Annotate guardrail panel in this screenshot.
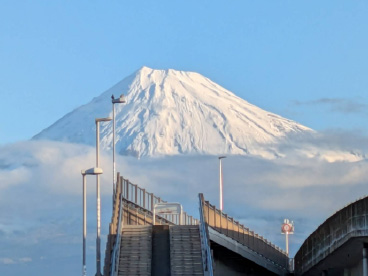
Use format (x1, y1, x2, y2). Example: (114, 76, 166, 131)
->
(201, 196, 289, 269)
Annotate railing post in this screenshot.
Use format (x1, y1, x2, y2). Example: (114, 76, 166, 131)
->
(134, 184, 138, 204)
(183, 212, 187, 225)
(225, 214, 228, 236)
(121, 179, 124, 198)
(142, 189, 146, 208)
(213, 207, 216, 230)
(240, 225, 245, 245)
(136, 208, 138, 225)
(151, 193, 154, 211)
(220, 209, 222, 231)
(126, 180, 129, 200)
(236, 221, 240, 241)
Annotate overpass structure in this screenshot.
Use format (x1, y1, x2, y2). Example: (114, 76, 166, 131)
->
(103, 174, 290, 275)
(294, 196, 368, 276)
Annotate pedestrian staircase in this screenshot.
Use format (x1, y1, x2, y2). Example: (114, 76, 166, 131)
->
(118, 225, 152, 276)
(116, 225, 204, 275)
(169, 225, 204, 276)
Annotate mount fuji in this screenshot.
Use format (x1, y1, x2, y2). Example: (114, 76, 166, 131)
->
(33, 66, 313, 158)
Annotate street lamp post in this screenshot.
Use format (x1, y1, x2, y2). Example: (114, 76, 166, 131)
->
(81, 167, 103, 276)
(281, 219, 294, 257)
(218, 156, 226, 211)
(111, 94, 126, 197)
(95, 117, 112, 276)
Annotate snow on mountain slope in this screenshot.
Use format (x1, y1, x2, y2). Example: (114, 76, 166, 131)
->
(33, 66, 312, 158)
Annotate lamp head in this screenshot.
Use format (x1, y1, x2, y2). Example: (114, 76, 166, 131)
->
(96, 117, 112, 123)
(112, 94, 126, 104)
(81, 167, 103, 175)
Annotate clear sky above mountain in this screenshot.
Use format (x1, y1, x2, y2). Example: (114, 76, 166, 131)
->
(1, 1, 367, 145)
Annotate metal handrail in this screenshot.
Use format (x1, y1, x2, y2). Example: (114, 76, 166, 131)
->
(121, 177, 199, 225)
(199, 194, 214, 276)
(110, 178, 124, 276)
(203, 198, 289, 269)
(206, 200, 287, 256)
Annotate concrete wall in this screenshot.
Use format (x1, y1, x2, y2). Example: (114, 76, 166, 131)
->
(295, 196, 368, 275)
(211, 241, 278, 276)
(349, 259, 363, 276)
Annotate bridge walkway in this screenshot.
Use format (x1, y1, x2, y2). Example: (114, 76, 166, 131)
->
(117, 225, 204, 276)
(105, 175, 291, 276)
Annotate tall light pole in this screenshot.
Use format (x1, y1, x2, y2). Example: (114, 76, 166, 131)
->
(111, 94, 126, 197)
(95, 117, 112, 276)
(218, 156, 226, 211)
(81, 167, 103, 276)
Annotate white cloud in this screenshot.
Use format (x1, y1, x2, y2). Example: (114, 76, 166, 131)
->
(0, 258, 15, 265)
(0, 167, 30, 189)
(0, 257, 32, 265)
(0, 134, 368, 275)
(19, 257, 32, 263)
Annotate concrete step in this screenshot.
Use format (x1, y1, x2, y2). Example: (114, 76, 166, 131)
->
(118, 225, 152, 276)
(169, 225, 204, 276)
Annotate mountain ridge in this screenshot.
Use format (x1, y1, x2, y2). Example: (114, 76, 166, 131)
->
(34, 66, 312, 158)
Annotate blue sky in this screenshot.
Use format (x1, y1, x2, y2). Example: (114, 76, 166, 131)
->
(1, 1, 367, 145)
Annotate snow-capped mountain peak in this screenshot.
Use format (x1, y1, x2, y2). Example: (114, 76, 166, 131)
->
(33, 66, 311, 158)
